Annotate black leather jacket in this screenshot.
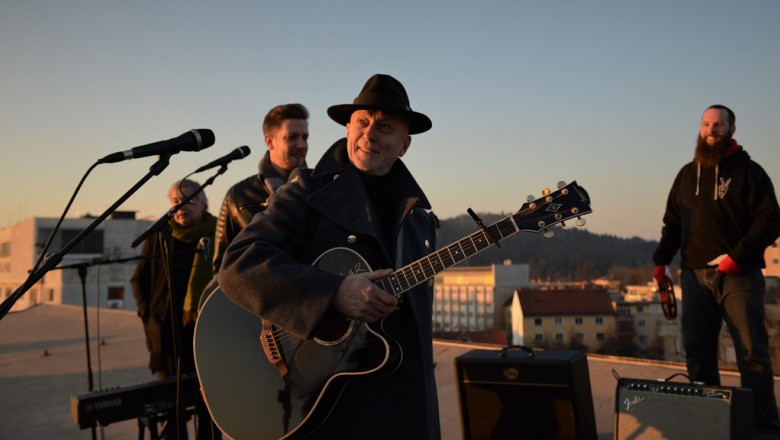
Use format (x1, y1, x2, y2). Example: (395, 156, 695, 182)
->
(213, 151, 288, 272)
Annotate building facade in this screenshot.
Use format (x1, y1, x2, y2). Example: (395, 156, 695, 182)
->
(0, 214, 152, 313)
(510, 288, 615, 351)
(432, 262, 529, 340)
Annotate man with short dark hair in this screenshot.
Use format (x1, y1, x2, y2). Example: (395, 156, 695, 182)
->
(212, 103, 309, 272)
(653, 105, 780, 438)
(219, 74, 440, 439)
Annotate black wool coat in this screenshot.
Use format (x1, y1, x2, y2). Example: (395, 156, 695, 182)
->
(131, 235, 197, 375)
(219, 139, 441, 439)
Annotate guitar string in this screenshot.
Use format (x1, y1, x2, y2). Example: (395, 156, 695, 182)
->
(263, 198, 544, 341)
(260, 187, 581, 345)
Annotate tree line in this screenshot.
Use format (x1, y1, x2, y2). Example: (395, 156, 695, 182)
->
(435, 213, 667, 284)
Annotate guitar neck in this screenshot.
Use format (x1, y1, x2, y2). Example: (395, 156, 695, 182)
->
(376, 215, 518, 298)
(373, 180, 592, 298)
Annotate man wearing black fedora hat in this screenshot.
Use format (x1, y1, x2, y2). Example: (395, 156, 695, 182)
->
(219, 74, 441, 439)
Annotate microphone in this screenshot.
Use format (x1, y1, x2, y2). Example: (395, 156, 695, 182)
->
(195, 146, 251, 172)
(198, 237, 211, 261)
(97, 129, 216, 164)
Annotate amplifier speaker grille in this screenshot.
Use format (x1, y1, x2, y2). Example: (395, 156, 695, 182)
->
(614, 378, 752, 440)
(455, 349, 596, 440)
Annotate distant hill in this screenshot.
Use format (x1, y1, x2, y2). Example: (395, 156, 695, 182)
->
(435, 213, 660, 281)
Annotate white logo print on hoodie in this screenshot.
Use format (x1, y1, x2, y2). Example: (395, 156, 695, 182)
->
(718, 177, 732, 199)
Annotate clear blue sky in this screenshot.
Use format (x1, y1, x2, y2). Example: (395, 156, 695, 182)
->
(1, 1, 778, 242)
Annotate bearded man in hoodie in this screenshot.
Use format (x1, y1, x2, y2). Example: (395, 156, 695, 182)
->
(653, 104, 780, 439)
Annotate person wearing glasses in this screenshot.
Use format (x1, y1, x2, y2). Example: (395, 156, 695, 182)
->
(131, 179, 218, 439)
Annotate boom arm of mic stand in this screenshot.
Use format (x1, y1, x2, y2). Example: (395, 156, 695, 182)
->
(0, 154, 173, 322)
(130, 164, 229, 249)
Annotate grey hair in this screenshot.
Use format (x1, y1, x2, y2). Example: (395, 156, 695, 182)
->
(169, 179, 208, 210)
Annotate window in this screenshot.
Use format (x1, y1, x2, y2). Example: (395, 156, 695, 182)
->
(575, 333, 584, 341)
(534, 318, 543, 326)
(37, 228, 104, 254)
(554, 333, 564, 342)
(639, 335, 647, 344)
(596, 333, 605, 341)
(638, 320, 646, 327)
(108, 287, 125, 301)
(534, 334, 544, 342)
(595, 317, 604, 325)
(575, 317, 583, 325)
(554, 317, 564, 326)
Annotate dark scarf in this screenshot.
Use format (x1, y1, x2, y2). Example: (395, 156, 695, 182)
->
(361, 166, 401, 252)
(169, 212, 217, 318)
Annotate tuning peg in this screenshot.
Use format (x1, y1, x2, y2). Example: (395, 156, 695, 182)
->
(559, 222, 568, 231)
(542, 188, 551, 196)
(543, 229, 555, 239)
(576, 217, 586, 227)
(557, 180, 566, 189)
(526, 195, 535, 202)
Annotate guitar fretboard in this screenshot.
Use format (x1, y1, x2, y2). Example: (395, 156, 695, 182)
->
(375, 216, 519, 297)
(373, 181, 590, 299)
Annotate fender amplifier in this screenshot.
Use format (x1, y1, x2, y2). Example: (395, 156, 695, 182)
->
(614, 377, 752, 439)
(455, 347, 596, 440)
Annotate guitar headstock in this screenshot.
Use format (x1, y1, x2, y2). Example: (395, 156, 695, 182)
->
(513, 180, 592, 237)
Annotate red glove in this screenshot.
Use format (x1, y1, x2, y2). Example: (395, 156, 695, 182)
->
(717, 255, 742, 274)
(653, 265, 668, 284)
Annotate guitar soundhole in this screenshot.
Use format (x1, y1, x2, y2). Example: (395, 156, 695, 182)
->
(313, 307, 354, 345)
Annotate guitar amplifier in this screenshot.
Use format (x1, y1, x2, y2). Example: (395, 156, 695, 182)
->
(614, 377, 753, 439)
(455, 347, 596, 440)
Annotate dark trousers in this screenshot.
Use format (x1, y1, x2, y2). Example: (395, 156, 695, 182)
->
(681, 267, 780, 437)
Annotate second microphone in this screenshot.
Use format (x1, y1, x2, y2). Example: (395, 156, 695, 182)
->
(195, 146, 251, 173)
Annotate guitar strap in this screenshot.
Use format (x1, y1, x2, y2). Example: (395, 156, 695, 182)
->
(394, 223, 405, 272)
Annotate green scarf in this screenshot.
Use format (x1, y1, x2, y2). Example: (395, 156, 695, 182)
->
(169, 212, 217, 320)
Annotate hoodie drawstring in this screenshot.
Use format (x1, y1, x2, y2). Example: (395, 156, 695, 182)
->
(695, 162, 720, 200)
(713, 164, 719, 200)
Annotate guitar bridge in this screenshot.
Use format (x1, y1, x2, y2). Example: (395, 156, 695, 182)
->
(260, 321, 289, 378)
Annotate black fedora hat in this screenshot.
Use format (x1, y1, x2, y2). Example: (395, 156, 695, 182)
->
(327, 74, 432, 135)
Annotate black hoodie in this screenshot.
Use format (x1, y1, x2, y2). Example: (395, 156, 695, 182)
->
(653, 145, 780, 269)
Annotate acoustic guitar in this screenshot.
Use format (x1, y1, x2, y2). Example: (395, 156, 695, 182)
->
(194, 180, 592, 440)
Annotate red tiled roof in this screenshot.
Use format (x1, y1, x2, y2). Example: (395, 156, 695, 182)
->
(518, 289, 615, 316)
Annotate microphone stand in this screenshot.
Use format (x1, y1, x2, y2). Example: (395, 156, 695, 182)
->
(49, 255, 146, 440)
(0, 154, 174, 322)
(129, 164, 228, 440)
(51, 256, 147, 390)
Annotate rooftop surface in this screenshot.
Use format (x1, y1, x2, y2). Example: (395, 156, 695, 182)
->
(1, 304, 777, 439)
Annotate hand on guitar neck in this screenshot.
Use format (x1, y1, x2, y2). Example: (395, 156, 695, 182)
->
(333, 268, 396, 323)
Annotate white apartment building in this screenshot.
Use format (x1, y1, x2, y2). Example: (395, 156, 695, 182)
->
(0, 213, 152, 313)
(432, 261, 529, 334)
